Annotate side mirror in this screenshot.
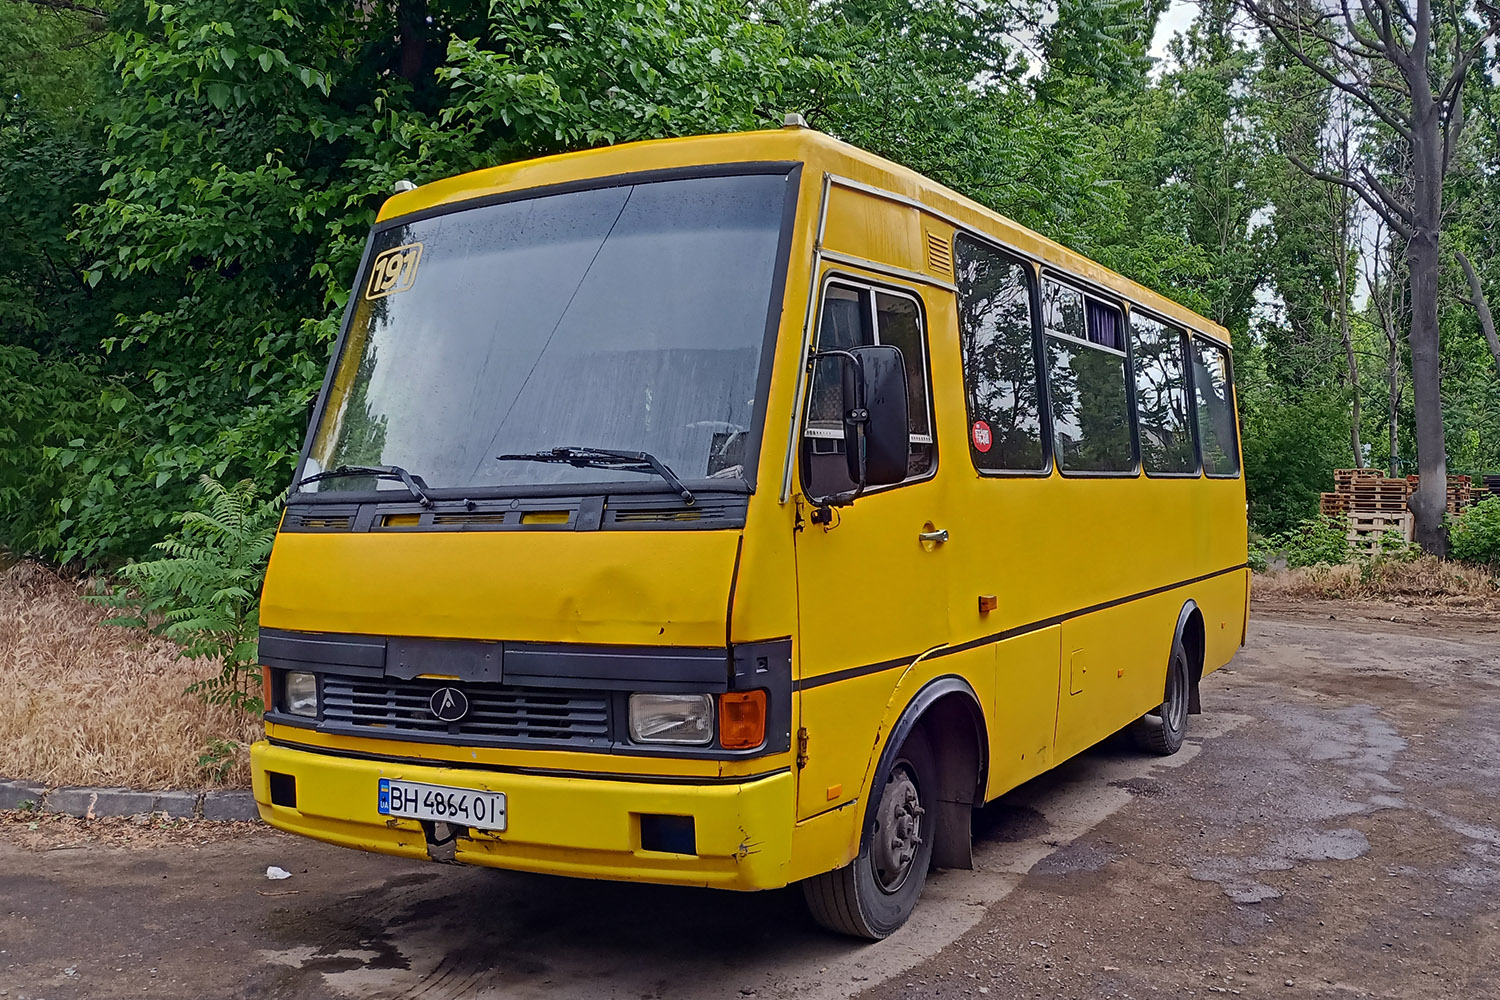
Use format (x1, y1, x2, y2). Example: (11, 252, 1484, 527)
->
(804, 344, 909, 507)
(845, 344, 909, 488)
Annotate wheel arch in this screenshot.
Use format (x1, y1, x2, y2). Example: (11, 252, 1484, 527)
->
(861, 675, 988, 871)
(1175, 599, 1206, 715)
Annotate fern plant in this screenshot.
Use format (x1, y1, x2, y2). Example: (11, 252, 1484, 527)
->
(94, 475, 281, 714)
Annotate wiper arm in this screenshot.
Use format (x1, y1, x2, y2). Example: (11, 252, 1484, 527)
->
(497, 447, 695, 505)
(292, 464, 433, 507)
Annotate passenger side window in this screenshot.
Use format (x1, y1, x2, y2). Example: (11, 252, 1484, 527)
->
(954, 236, 1048, 472)
(1192, 337, 1240, 477)
(1042, 278, 1135, 474)
(1130, 313, 1196, 474)
(803, 280, 935, 497)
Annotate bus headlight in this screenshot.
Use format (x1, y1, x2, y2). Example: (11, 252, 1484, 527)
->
(284, 671, 319, 718)
(628, 693, 714, 745)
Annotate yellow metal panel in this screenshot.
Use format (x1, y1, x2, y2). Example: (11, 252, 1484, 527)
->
(1055, 592, 1179, 763)
(988, 627, 1062, 797)
(795, 668, 912, 822)
(260, 529, 738, 646)
(822, 186, 924, 275)
(1197, 566, 1252, 674)
(787, 802, 861, 882)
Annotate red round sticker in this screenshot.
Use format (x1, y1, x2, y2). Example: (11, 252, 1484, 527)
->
(971, 420, 993, 453)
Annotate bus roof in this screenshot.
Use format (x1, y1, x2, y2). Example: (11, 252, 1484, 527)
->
(378, 127, 1231, 345)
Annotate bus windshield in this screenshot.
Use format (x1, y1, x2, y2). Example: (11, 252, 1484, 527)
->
(302, 171, 791, 495)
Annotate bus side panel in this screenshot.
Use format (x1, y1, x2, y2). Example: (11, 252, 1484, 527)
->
(788, 644, 999, 881)
(1197, 566, 1250, 676)
(986, 626, 1062, 800)
(1053, 592, 1180, 765)
(795, 670, 910, 823)
(822, 185, 924, 273)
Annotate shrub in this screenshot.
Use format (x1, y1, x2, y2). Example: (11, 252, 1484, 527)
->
(1450, 497, 1500, 568)
(92, 476, 280, 714)
(1262, 515, 1353, 569)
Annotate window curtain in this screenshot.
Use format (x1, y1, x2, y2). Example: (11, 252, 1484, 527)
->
(1086, 301, 1123, 351)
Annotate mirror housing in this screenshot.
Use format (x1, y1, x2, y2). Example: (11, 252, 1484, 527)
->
(805, 344, 909, 506)
(845, 344, 909, 488)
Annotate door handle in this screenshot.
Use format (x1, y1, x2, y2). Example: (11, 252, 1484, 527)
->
(918, 528, 949, 544)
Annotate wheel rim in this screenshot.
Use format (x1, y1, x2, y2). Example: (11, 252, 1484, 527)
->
(1162, 654, 1188, 733)
(871, 761, 925, 894)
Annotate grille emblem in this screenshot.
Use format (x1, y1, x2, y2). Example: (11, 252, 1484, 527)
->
(430, 687, 470, 723)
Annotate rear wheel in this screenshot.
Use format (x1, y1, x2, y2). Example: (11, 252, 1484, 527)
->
(1130, 635, 1191, 755)
(802, 728, 937, 939)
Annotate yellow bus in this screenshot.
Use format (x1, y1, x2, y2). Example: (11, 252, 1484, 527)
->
(251, 120, 1248, 939)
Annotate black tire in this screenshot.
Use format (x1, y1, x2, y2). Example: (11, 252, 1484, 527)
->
(1130, 635, 1191, 755)
(802, 727, 938, 940)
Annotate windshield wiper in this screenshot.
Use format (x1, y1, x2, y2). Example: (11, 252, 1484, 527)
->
(292, 464, 433, 507)
(496, 447, 695, 505)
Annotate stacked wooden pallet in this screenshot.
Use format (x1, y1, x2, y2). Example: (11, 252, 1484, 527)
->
(1322, 469, 1389, 518)
(1325, 469, 1413, 555)
(1345, 511, 1414, 557)
(1405, 474, 1471, 514)
(1339, 470, 1412, 513)
(1318, 491, 1349, 516)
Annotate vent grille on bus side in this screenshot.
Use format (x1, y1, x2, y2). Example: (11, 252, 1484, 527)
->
(605, 494, 743, 526)
(283, 510, 356, 531)
(926, 231, 953, 275)
(428, 512, 510, 526)
(320, 675, 610, 746)
(613, 508, 707, 523)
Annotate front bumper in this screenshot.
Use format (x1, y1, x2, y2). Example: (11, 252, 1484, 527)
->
(250, 740, 795, 890)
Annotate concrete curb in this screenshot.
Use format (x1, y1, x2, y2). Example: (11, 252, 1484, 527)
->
(0, 779, 258, 822)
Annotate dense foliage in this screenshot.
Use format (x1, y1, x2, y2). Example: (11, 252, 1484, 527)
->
(1450, 498, 1500, 569)
(2, 0, 1497, 571)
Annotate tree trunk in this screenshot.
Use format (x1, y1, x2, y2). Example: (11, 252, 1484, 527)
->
(1402, 54, 1449, 556)
(1336, 222, 1361, 463)
(1388, 340, 1400, 478)
(1456, 249, 1500, 378)
(1406, 227, 1448, 554)
(1330, 115, 1362, 464)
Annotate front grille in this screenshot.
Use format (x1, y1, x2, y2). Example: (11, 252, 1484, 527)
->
(320, 676, 610, 747)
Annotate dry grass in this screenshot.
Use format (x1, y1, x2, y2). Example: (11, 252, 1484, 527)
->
(0, 559, 260, 789)
(1254, 554, 1500, 607)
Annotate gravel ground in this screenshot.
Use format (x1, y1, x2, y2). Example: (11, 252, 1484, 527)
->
(1, 606, 1496, 999)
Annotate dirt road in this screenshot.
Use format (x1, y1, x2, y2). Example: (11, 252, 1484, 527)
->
(2, 609, 1498, 999)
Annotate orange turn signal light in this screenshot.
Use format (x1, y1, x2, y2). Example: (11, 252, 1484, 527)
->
(261, 665, 273, 711)
(718, 690, 767, 749)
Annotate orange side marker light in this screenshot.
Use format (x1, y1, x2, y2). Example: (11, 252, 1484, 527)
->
(719, 690, 767, 749)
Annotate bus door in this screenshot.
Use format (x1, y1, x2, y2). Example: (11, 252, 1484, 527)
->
(792, 273, 952, 822)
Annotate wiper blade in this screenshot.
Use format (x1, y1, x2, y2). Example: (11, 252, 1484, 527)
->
(497, 447, 695, 505)
(292, 464, 433, 507)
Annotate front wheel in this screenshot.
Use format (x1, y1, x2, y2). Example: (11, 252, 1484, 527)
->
(802, 728, 938, 940)
(1130, 635, 1191, 755)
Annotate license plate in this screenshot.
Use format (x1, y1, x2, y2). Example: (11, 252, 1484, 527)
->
(377, 778, 507, 831)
